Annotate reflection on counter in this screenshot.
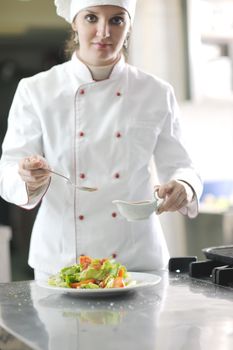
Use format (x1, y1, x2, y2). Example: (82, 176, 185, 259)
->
(62, 309, 124, 326)
(31, 280, 165, 350)
(0, 272, 233, 350)
(0, 327, 31, 350)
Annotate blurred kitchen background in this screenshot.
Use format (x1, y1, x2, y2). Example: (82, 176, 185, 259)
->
(0, 0, 233, 282)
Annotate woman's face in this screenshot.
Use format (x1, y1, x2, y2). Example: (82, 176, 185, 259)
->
(72, 5, 131, 66)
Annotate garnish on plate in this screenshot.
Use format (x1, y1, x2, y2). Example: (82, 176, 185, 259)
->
(48, 255, 135, 289)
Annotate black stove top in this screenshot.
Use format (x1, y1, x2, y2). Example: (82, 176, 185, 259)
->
(169, 245, 233, 288)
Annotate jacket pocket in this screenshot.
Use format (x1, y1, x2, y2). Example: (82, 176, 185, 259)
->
(127, 122, 159, 167)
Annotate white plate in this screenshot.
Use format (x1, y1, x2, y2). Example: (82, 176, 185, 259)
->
(37, 272, 161, 297)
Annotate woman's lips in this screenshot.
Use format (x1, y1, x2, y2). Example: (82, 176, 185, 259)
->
(93, 42, 111, 49)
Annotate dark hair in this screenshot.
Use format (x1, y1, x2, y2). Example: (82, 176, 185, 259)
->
(64, 30, 78, 60)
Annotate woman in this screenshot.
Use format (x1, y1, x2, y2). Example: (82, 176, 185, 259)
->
(0, 0, 202, 279)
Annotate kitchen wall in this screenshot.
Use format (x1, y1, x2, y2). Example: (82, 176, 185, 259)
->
(130, 0, 187, 101)
(0, 0, 67, 34)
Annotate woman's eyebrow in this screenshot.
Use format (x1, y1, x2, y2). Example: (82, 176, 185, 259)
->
(84, 8, 127, 16)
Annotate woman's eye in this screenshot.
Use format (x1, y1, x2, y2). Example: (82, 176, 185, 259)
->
(85, 14, 97, 23)
(110, 16, 125, 25)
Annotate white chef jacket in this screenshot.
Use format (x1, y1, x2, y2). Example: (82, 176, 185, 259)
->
(0, 54, 203, 274)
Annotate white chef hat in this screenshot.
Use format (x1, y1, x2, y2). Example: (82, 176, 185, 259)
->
(54, 0, 137, 23)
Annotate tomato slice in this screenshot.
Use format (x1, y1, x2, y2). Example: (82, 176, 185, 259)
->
(113, 277, 125, 288)
(118, 267, 125, 277)
(79, 255, 92, 269)
(70, 279, 96, 288)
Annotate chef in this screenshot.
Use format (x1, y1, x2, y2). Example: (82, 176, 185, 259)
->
(0, 0, 203, 279)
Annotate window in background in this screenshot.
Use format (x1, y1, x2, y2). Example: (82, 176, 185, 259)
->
(187, 0, 233, 99)
(182, 0, 233, 214)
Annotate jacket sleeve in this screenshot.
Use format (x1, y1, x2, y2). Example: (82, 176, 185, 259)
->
(153, 85, 203, 217)
(0, 78, 49, 209)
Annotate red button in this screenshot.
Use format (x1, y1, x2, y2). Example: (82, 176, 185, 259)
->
(79, 215, 84, 220)
(79, 131, 85, 137)
(116, 132, 122, 138)
(80, 89, 85, 95)
(112, 212, 117, 218)
(116, 92, 121, 96)
(80, 173, 85, 179)
(114, 173, 120, 179)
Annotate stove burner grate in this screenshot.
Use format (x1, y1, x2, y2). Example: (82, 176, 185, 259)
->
(169, 247, 233, 288)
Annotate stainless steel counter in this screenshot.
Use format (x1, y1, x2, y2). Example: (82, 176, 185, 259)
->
(0, 272, 233, 350)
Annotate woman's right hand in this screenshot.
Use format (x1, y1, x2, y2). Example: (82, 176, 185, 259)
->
(18, 155, 51, 193)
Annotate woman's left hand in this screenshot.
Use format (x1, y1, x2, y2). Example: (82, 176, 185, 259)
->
(155, 180, 193, 214)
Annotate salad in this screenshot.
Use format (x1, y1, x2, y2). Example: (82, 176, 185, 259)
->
(48, 255, 135, 289)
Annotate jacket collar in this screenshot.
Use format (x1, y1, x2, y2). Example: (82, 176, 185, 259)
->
(70, 52, 126, 84)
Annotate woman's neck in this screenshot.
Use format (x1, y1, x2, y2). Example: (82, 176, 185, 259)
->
(76, 52, 121, 81)
(87, 63, 115, 81)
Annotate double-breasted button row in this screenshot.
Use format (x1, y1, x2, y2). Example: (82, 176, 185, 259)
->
(80, 252, 118, 258)
(77, 87, 122, 221)
(78, 173, 120, 180)
(78, 212, 118, 220)
(78, 131, 122, 138)
(79, 88, 122, 97)
(77, 132, 122, 179)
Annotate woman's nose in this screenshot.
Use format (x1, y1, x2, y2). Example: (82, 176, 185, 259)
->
(96, 22, 110, 39)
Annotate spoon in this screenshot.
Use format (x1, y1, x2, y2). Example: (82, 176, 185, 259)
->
(45, 169, 97, 192)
